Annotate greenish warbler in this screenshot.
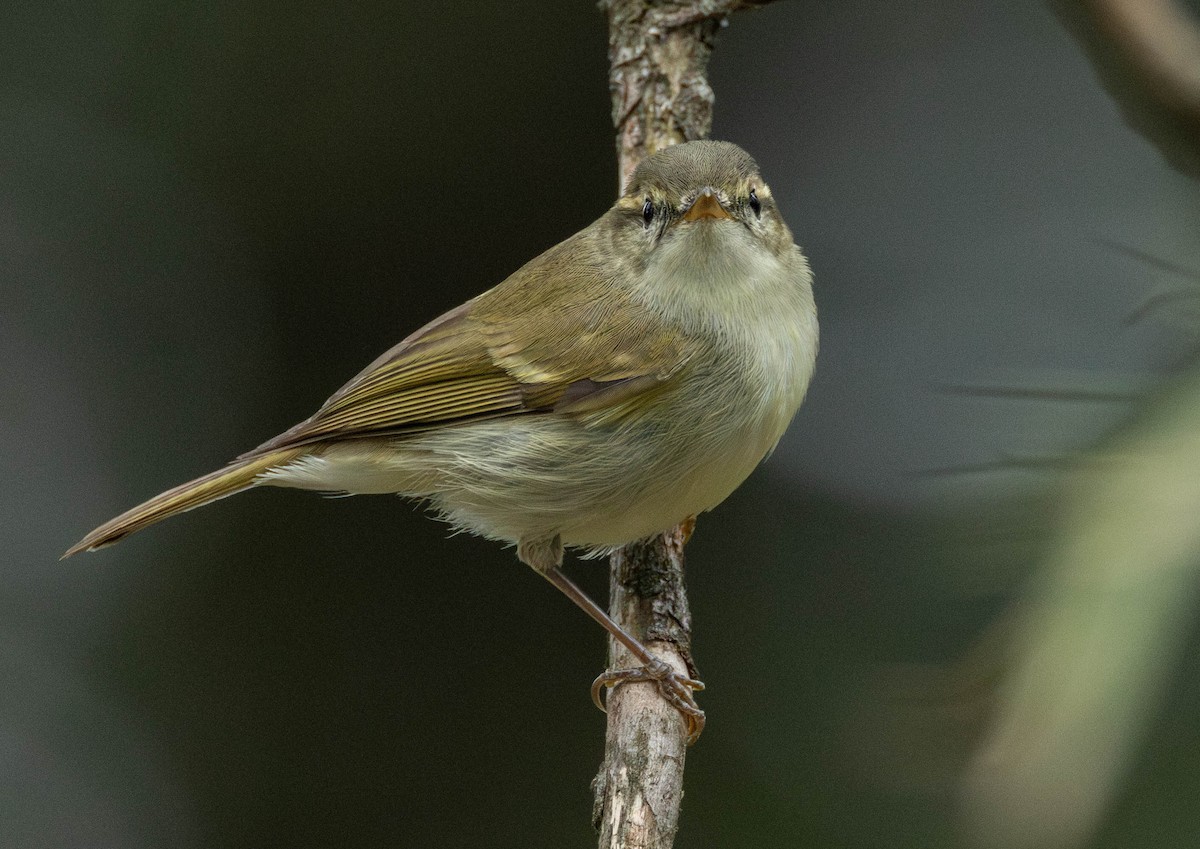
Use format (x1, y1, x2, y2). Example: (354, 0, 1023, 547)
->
(66, 140, 818, 742)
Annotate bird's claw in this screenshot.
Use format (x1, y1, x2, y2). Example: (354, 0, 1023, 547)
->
(591, 658, 706, 744)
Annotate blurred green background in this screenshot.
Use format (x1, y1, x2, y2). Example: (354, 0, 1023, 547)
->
(4, 1, 1200, 846)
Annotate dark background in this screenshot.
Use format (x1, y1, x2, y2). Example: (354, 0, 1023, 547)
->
(4, 1, 1200, 847)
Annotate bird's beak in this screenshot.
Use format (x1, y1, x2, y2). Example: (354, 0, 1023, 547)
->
(681, 188, 734, 222)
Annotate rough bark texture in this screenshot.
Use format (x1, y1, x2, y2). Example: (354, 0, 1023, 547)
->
(603, 0, 774, 192)
(592, 521, 696, 849)
(592, 2, 776, 848)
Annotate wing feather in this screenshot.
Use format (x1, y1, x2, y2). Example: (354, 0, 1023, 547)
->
(242, 225, 698, 458)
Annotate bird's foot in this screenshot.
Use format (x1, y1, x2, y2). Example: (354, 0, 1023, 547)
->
(591, 658, 706, 744)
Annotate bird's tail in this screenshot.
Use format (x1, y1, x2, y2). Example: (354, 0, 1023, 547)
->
(63, 448, 305, 558)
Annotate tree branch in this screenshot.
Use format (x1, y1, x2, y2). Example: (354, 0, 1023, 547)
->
(1055, 0, 1200, 179)
(603, 0, 775, 191)
(591, 2, 777, 847)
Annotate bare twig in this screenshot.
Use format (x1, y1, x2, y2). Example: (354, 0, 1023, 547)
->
(591, 2, 778, 847)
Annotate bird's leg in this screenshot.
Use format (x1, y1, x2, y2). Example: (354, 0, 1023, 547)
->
(519, 535, 705, 744)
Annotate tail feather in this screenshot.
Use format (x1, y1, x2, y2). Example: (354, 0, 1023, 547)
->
(63, 449, 305, 559)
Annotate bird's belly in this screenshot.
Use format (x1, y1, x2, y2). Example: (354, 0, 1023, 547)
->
(425, 383, 795, 550)
(272, 394, 790, 552)
(558, 421, 780, 548)
(267, 338, 810, 552)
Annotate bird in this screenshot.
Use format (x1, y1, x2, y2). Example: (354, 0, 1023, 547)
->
(65, 140, 819, 743)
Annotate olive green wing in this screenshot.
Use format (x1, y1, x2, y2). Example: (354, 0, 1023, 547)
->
(242, 233, 695, 457)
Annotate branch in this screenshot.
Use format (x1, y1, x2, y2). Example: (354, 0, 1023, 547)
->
(591, 2, 777, 848)
(1055, 0, 1200, 179)
(603, 0, 775, 191)
(592, 521, 696, 849)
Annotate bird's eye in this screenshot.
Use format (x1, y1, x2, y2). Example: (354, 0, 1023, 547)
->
(749, 188, 761, 217)
(642, 198, 654, 225)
